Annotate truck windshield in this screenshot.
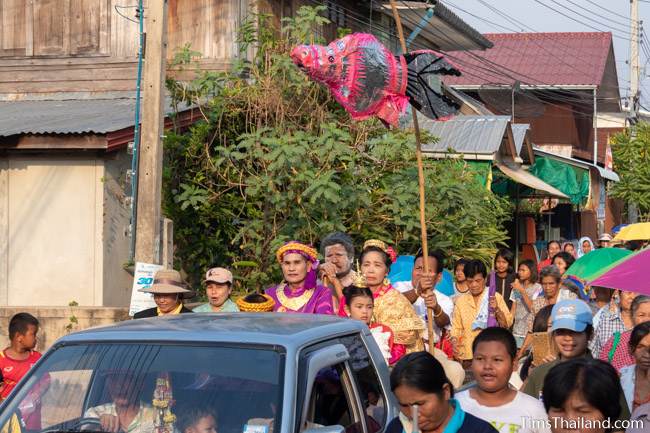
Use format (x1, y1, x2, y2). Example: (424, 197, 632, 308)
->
(0, 343, 284, 433)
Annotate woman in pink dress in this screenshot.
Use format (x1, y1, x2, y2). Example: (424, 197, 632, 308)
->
(265, 241, 333, 314)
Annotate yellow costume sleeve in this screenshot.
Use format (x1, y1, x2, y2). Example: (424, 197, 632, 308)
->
(1, 413, 22, 433)
(374, 290, 425, 351)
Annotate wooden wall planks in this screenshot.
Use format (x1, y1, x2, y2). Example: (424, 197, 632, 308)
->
(0, 0, 260, 97)
(0, 0, 27, 56)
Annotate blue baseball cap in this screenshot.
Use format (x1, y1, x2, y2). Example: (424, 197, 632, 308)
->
(551, 299, 593, 332)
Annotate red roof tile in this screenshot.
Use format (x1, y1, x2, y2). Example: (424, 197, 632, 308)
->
(444, 32, 613, 87)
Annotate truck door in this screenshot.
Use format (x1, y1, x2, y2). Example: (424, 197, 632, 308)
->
(297, 343, 368, 433)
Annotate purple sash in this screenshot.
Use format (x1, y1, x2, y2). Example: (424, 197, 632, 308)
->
(487, 270, 498, 328)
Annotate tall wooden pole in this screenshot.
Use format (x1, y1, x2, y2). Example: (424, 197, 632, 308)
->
(389, 0, 435, 355)
(135, 0, 168, 264)
(629, 0, 640, 222)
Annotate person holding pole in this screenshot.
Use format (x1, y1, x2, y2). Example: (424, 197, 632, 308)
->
(395, 248, 465, 388)
(397, 249, 453, 351)
(450, 260, 513, 366)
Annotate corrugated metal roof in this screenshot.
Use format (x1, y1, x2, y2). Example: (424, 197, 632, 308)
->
(420, 115, 511, 155)
(376, 1, 493, 51)
(511, 123, 530, 155)
(0, 98, 185, 136)
(445, 32, 612, 87)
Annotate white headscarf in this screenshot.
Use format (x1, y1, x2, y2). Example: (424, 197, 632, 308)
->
(577, 236, 595, 258)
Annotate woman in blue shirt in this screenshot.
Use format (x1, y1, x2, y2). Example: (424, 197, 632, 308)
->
(387, 352, 497, 433)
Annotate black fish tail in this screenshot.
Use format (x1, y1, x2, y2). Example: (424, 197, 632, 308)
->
(402, 51, 461, 120)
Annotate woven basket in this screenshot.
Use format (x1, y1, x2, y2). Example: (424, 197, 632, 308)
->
(236, 294, 275, 312)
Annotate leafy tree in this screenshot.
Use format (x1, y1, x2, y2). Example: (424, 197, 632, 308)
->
(163, 7, 511, 293)
(610, 122, 650, 221)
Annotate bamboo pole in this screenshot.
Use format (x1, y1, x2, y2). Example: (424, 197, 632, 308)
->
(389, 0, 435, 355)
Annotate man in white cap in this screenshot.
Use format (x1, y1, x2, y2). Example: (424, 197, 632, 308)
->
(134, 269, 194, 318)
(598, 233, 612, 248)
(193, 267, 240, 312)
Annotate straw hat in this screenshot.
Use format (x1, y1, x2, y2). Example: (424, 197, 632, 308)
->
(139, 269, 194, 298)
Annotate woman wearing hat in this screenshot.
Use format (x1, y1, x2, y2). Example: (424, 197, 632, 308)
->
(133, 269, 194, 318)
(265, 241, 333, 314)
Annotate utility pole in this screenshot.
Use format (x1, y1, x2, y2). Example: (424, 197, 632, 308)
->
(629, 0, 640, 223)
(630, 0, 640, 126)
(135, 0, 168, 264)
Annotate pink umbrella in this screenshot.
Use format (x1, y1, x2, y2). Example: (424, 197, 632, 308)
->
(589, 248, 650, 295)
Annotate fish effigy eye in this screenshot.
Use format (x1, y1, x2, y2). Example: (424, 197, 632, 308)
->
(328, 56, 335, 63)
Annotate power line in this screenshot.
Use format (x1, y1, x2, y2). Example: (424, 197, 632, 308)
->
(305, 0, 625, 118)
(581, 0, 629, 21)
(396, 2, 626, 113)
(474, 0, 532, 32)
(444, 1, 626, 96)
(397, 3, 619, 108)
(563, 0, 630, 30)
(532, 0, 631, 41)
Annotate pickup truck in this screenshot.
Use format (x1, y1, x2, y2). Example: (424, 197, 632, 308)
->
(0, 314, 396, 433)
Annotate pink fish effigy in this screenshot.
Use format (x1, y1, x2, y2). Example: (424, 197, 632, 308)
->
(290, 33, 462, 127)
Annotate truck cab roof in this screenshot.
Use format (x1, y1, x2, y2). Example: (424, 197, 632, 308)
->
(58, 313, 368, 350)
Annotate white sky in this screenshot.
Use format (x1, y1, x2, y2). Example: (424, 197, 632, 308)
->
(443, 0, 650, 107)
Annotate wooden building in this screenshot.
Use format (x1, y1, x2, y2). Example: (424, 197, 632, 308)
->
(0, 0, 491, 311)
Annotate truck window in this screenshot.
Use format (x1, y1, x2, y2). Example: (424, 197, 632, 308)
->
(0, 343, 284, 433)
(304, 364, 359, 432)
(339, 335, 388, 429)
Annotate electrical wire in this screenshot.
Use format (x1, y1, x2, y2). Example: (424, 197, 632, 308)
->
(445, 1, 520, 33)
(304, 0, 624, 119)
(461, 1, 646, 106)
(562, 0, 630, 30)
(401, 3, 619, 104)
(128, 0, 145, 261)
(395, 2, 625, 115)
(454, 0, 642, 107)
(531, 0, 631, 41)
(474, 0, 530, 32)
(445, 0, 627, 96)
(582, 0, 630, 21)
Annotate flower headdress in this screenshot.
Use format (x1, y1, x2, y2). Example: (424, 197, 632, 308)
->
(276, 241, 319, 263)
(362, 239, 397, 263)
(276, 241, 320, 289)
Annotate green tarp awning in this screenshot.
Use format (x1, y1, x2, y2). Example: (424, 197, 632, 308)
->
(465, 161, 492, 188)
(528, 157, 590, 204)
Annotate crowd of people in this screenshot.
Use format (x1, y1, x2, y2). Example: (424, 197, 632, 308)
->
(2, 231, 649, 433)
(120, 231, 650, 432)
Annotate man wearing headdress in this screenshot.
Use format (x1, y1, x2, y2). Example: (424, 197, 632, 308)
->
(265, 241, 334, 314)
